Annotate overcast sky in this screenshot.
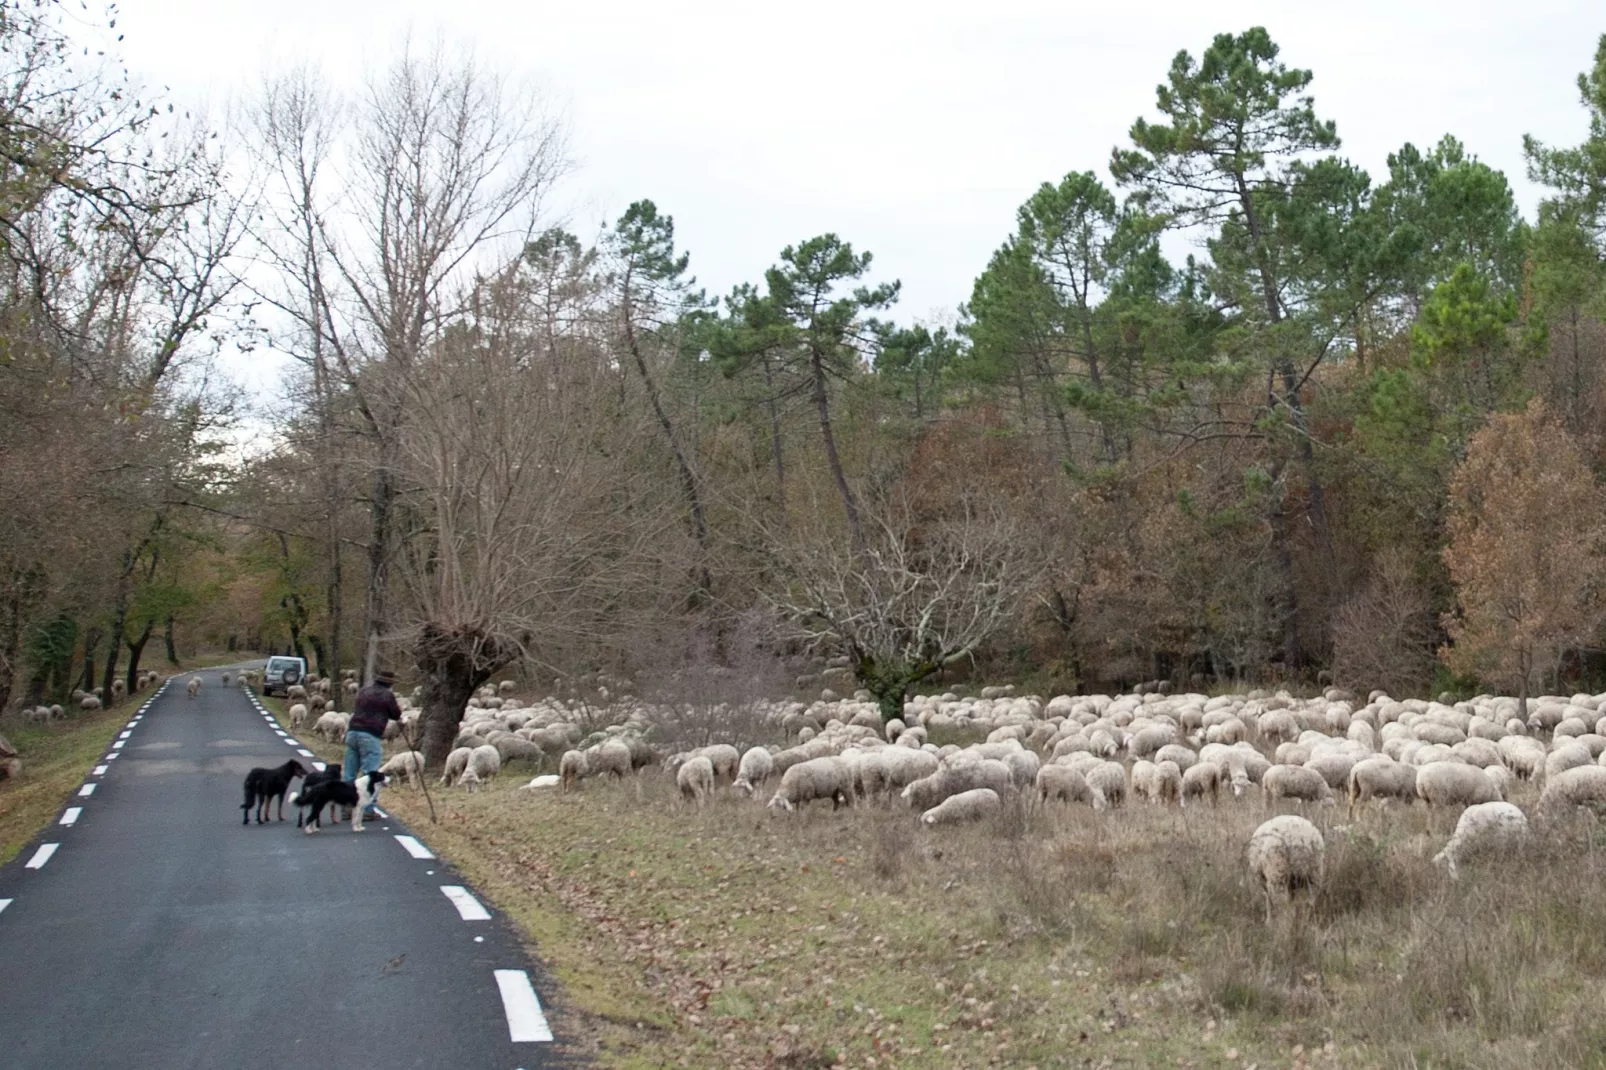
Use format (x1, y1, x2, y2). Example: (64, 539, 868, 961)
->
(110, 0, 1602, 387)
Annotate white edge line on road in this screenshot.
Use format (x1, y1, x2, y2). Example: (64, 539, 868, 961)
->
(0, 898, 11, 915)
(24, 843, 58, 869)
(493, 970, 553, 1042)
(77, 783, 96, 797)
(60, 807, 82, 826)
(312, 761, 326, 771)
(441, 885, 492, 920)
(394, 835, 434, 859)
(296, 748, 314, 757)
(117, 732, 131, 740)
(372, 807, 387, 819)
(93, 765, 107, 775)
(111, 741, 124, 750)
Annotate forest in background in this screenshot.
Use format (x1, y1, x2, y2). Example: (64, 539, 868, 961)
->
(6, 2, 1606, 759)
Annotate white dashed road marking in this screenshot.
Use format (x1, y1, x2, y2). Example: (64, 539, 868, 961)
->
(117, 732, 131, 740)
(441, 886, 491, 921)
(92, 765, 107, 776)
(77, 784, 96, 797)
(297, 748, 314, 757)
(493, 970, 553, 1042)
(0, 898, 11, 915)
(111, 741, 124, 750)
(24, 844, 58, 869)
(394, 835, 434, 860)
(60, 808, 82, 826)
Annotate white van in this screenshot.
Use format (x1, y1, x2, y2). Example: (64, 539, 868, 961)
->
(261, 656, 308, 697)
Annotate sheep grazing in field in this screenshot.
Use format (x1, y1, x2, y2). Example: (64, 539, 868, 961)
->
(309, 694, 328, 717)
(312, 712, 350, 743)
(1036, 764, 1093, 807)
(1433, 801, 1529, 879)
(186, 676, 202, 699)
(286, 684, 308, 703)
(458, 744, 500, 788)
(1180, 761, 1224, 807)
(855, 747, 939, 800)
(732, 746, 776, 797)
(920, 787, 1002, 827)
(1539, 765, 1606, 817)
(1545, 742, 1593, 783)
(1151, 760, 1183, 806)
(288, 703, 309, 729)
(587, 738, 633, 781)
(492, 735, 544, 766)
(768, 756, 857, 813)
(901, 757, 1013, 812)
(1262, 764, 1335, 808)
(457, 767, 482, 792)
(677, 755, 716, 807)
(1247, 815, 1325, 922)
(1347, 757, 1418, 818)
(110, 678, 126, 701)
(498, 680, 517, 698)
(80, 694, 102, 711)
(1083, 761, 1128, 811)
(1415, 762, 1504, 808)
(441, 746, 474, 786)
(378, 750, 424, 788)
(558, 749, 589, 792)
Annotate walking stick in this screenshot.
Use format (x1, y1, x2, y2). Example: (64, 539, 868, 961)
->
(398, 717, 438, 824)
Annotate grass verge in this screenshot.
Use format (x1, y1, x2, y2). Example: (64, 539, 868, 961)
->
(0, 698, 141, 864)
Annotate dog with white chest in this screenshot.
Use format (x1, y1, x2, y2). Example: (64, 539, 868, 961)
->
(289, 770, 390, 833)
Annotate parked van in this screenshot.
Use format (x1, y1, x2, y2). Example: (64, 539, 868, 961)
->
(261, 656, 307, 697)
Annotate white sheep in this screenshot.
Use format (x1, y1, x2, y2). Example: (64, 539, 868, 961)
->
(1539, 765, 1606, 816)
(732, 746, 777, 797)
(1083, 761, 1128, 810)
(1151, 760, 1183, 807)
(378, 750, 424, 788)
(313, 712, 350, 743)
(1347, 758, 1417, 818)
(1433, 801, 1529, 879)
(1262, 765, 1335, 808)
(518, 775, 561, 791)
(220, 673, 231, 688)
(768, 756, 856, 813)
(440, 746, 474, 786)
(186, 676, 202, 699)
(920, 787, 1002, 827)
(1246, 815, 1325, 922)
(288, 703, 309, 729)
(588, 738, 633, 780)
(901, 757, 1013, 811)
(558, 749, 590, 792)
(677, 755, 716, 807)
(286, 684, 308, 703)
(1544, 742, 1593, 783)
(458, 744, 500, 787)
(1036, 764, 1093, 807)
(1415, 762, 1503, 808)
(1180, 761, 1224, 807)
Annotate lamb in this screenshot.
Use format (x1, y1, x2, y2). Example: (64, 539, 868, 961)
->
(1246, 815, 1325, 922)
(1262, 764, 1335, 808)
(440, 746, 474, 786)
(768, 756, 857, 812)
(1415, 761, 1504, 808)
(378, 750, 424, 788)
(1538, 765, 1606, 816)
(1180, 761, 1224, 807)
(1036, 764, 1093, 807)
(457, 744, 501, 788)
(186, 676, 202, 699)
(288, 703, 309, 729)
(1347, 758, 1418, 818)
(732, 746, 777, 797)
(1433, 801, 1529, 879)
(677, 755, 716, 807)
(920, 787, 1002, 827)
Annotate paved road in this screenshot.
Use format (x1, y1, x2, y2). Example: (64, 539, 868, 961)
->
(0, 668, 565, 1069)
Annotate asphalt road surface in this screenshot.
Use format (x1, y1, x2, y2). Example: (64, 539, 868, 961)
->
(0, 668, 566, 1069)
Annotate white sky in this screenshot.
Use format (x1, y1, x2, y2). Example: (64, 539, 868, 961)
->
(111, 0, 1602, 390)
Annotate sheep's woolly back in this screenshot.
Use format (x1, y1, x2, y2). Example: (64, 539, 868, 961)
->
(1433, 801, 1528, 878)
(1247, 815, 1325, 913)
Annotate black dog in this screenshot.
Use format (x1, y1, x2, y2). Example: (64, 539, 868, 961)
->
(291, 764, 342, 828)
(293, 770, 389, 833)
(240, 759, 310, 825)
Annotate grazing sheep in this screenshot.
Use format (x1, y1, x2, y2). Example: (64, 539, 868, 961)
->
(559, 749, 590, 792)
(1347, 758, 1418, 818)
(309, 694, 328, 717)
(458, 744, 501, 787)
(1152, 760, 1183, 807)
(440, 746, 473, 786)
(677, 755, 716, 806)
(1247, 815, 1325, 922)
(498, 680, 517, 697)
(378, 750, 424, 788)
(1545, 742, 1593, 783)
(1415, 762, 1504, 808)
(493, 736, 545, 766)
(286, 684, 308, 703)
(1083, 761, 1128, 811)
(1262, 764, 1335, 808)
(1433, 802, 1529, 879)
(1036, 764, 1093, 807)
(920, 787, 1002, 827)
(1303, 752, 1357, 791)
(768, 756, 857, 813)
(1539, 765, 1606, 816)
(80, 694, 102, 711)
(187, 676, 202, 699)
(288, 703, 309, 729)
(588, 738, 633, 780)
(312, 712, 350, 743)
(1180, 761, 1224, 807)
(220, 673, 231, 688)
(901, 758, 1013, 811)
(110, 678, 126, 700)
(732, 746, 777, 797)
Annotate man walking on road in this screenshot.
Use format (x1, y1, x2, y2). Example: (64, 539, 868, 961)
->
(345, 669, 403, 817)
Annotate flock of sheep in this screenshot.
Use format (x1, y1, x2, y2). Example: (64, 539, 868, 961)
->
(367, 679, 1606, 922)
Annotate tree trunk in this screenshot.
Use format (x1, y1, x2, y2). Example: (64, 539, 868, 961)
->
(163, 616, 178, 665)
(414, 623, 509, 769)
(810, 348, 862, 546)
(760, 353, 787, 522)
(307, 634, 327, 678)
(1268, 487, 1303, 671)
(363, 463, 395, 684)
(81, 627, 102, 692)
(0, 593, 21, 711)
(124, 620, 153, 695)
(102, 567, 131, 700)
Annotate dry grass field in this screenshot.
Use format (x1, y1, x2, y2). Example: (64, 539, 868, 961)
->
(0, 699, 137, 864)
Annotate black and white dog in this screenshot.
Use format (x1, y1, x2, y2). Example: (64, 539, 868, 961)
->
(291, 764, 342, 828)
(240, 759, 310, 825)
(292, 770, 389, 833)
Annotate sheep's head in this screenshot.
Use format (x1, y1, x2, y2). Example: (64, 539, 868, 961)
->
(766, 793, 794, 814)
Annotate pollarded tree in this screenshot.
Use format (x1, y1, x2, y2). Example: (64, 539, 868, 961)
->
(1441, 399, 1606, 717)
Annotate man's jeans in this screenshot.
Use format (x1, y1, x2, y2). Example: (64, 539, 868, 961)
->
(343, 729, 384, 814)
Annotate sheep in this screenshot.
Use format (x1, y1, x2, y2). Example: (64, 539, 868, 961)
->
(288, 703, 309, 729)
(1036, 764, 1093, 807)
(285, 684, 307, 703)
(1433, 801, 1529, 879)
(378, 750, 424, 788)
(768, 756, 857, 812)
(458, 744, 501, 787)
(110, 678, 126, 701)
(1180, 761, 1224, 808)
(677, 755, 716, 807)
(1151, 760, 1183, 807)
(558, 749, 590, 792)
(1347, 758, 1418, 818)
(900, 758, 1013, 812)
(518, 774, 561, 791)
(312, 712, 350, 743)
(1545, 742, 1593, 783)
(1262, 765, 1335, 808)
(588, 738, 633, 780)
(1083, 761, 1128, 811)
(1538, 765, 1606, 816)
(1415, 762, 1504, 808)
(440, 746, 473, 785)
(220, 673, 231, 688)
(1303, 752, 1357, 792)
(732, 746, 777, 797)
(493, 735, 545, 766)
(77, 693, 102, 712)
(920, 787, 1002, 827)
(1246, 815, 1325, 922)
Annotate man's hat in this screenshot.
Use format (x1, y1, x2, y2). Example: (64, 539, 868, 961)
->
(375, 669, 398, 686)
